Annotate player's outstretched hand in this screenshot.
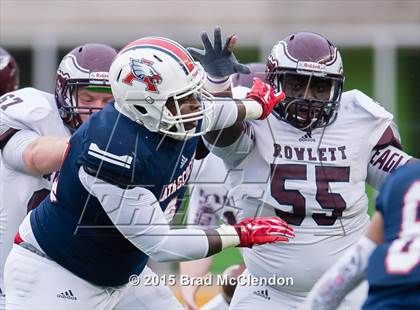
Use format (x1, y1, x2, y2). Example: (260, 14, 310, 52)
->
(246, 78, 286, 120)
(187, 26, 250, 78)
(233, 216, 295, 248)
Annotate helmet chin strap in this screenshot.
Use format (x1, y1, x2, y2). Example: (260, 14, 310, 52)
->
(284, 99, 318, 132)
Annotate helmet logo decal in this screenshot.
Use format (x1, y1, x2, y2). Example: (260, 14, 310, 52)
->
(122, 58, 162, 93)
(0, 55, 11, 70)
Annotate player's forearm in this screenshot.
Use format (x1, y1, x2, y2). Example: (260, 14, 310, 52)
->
(180, 257, 213, 279)
(205, 97, 262, 147)
(23, 136, 69, 176)
(78, 167, 240, 262)
(301, 236, 377, 310)
(179, 257, 213, 308)
(367, 145, 412, 190)
(203, 74, 255, 144)
(0, 129, 67, 177)
(79, 167, 293, 263)
(144, 225, 242, 263)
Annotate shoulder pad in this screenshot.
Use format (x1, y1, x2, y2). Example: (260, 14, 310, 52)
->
(340, 90, 393, 121)
(0, 87, 66, 136)
(1, 87, 56, 121)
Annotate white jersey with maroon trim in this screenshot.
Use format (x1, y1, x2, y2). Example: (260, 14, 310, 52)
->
(0, 87, 70, 296)
(211, 89, 411, 295)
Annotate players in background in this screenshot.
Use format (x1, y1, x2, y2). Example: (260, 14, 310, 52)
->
(301, 162, 420, 309)
(0, 46, 20, 310)
(4, 36, 295, 309)
(0, 47, 20, 96)
(0, 43, 116, 310)
(188, 28, 417, 309)
(179, 63, 266, 310)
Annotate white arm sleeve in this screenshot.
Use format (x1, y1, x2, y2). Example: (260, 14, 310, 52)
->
(204, 99, 239, 132)
(1, 129, 40, 173)
(204, 121, 255, 168)
(300, 236, 377, 310)
(367, 145, 412, 190)
(78, 166, 212, 262)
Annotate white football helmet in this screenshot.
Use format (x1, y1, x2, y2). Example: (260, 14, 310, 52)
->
(109, 37, 214, 140)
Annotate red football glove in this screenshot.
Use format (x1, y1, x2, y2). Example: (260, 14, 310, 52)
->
(233, 216, 295, 248)
(245, 78, 286, 120)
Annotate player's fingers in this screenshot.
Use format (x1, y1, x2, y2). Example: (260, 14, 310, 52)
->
(224, 35, 237, 53)
(274, 91, 286, 102)
(267, 223, 295, 238)
(269, 227, 295, 238)
(234, 63, 251, 74)
(200, 31, 213, 51)
(283, 227, 296, 238)
(214, 26, 222, 51)
(273, 236, 290, 243)
(264, 217, 290, 228)
(186, 48, 205, 61)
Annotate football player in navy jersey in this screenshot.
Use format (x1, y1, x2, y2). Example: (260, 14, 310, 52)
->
(4, 35, 295, 309)
(301, 162, 420, 309)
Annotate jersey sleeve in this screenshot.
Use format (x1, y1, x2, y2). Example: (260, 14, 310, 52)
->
(1, 129, 40, 173)
(0, 88, 68, 149)
(78, 166, 211, 262)
(367, 122, 412, 189)
(343, 90, 410, 189)
(73, 117, 139, 187)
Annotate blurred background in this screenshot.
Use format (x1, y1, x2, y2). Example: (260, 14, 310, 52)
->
(1, 0, 418, 155)
(1, 0, 419, 306)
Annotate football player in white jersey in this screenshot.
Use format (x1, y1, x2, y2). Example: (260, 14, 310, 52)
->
(3, 34, 296, 310)
(0, 46, 20, 310)
(0, 43, 116, 310)
(179, 64, 266, 310)
(187, 29, 417, 309)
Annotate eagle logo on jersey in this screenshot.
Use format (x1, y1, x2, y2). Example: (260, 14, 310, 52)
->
(122, 58, 162, 93)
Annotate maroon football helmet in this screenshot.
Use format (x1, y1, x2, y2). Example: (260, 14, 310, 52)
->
(266, 32, 344, 132)
(55, 43, 117, 129)
(231, 63, 267, 88)
(0, 47, 20, 96)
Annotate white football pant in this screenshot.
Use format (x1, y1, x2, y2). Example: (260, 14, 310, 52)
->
(4, 244, 183, 309)
(228, 269, 368, 310)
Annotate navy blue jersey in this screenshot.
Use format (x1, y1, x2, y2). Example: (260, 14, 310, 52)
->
(364, 163, 420, 309)
(30, 102, 198, 286)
